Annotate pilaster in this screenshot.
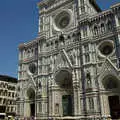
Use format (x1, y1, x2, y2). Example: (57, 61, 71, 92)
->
(100, 94, 111, 119)
(72, 70, 81, 116)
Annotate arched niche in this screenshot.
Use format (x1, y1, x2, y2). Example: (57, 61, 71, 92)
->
(27, 88, 35, 100)
(24, 87, 35, 117)
(102, 75, 120, 90)
(55, 68, 72, 89)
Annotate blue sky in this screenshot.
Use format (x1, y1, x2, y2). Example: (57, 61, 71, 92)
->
(0, 0, 119, 78)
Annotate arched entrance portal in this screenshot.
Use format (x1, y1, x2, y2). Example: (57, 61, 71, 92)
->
(102, 76, 120, 119)
(55, 69, 73, 116)
(27, 88, 35, 117)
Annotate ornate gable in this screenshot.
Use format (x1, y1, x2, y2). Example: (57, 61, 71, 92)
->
(99, 58, 119, 80)
(54, 49, 73, 73)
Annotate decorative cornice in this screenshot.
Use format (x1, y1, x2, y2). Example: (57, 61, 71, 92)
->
(111, 2, 120, 9)
(37, 0, 55, 9)
(19, 39, 38, 50)
(19, 56, 38, 64)
(88, 2, 120, 22)
(19, 25, 120, 60)
(38, 0, 73, 15)
(90, 9, 112, 22)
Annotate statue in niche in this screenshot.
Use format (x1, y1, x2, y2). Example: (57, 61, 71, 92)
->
(69, 51, 76, 65)
(55, 103, 59, 114)
(86, 71, 92, 88)
(47, 57, 53, 72)
(39, 82, 42, 88)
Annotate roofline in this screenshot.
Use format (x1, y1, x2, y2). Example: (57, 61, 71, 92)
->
(0, 75, 17, 83)
(18, 38, 39, 50)
(110, 2, 120, 8)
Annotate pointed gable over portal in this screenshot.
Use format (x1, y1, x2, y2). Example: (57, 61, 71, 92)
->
(54, 49, 73, 73)
(98, 58, 119, 85)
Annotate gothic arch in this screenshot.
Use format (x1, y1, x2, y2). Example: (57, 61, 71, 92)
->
(92, 24, 99, 35)
(106, 20, 112, 31)
(98, 73, 120, 90)
(100, 22, 106, 33)
(100, 74, 120, 119)
(24, 83, 35, 99)
(102, 75, 120, 90)
(54, 67, 72, 88)
(27, 49, 31, 58)
(24, 86, 36, 117)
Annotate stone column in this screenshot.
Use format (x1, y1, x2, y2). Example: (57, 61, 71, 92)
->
(48, 79, 52, 118)
(50, 16, 52, 37)
(20, 99, 24, 118)
(35, 89, 37, 119)
(115, 14, 119, 27)
(72, 70, 81, 116)
(51, 88, 55, 117)
(24, 100, 30, 118)
(100, 94, 111, 119)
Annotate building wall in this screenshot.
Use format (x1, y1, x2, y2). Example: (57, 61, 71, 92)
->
(17, 0, 120, 119)
(0, 76, 17, 117)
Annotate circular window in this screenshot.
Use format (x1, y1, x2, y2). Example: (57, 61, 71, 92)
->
(28, 63, 37, 74)
(56, 15, 70, 29)
(98, 40, 114, 57)
(53, 10, 73, 31)
(101, 45, 113, 55)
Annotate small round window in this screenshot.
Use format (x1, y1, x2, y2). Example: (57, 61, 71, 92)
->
(98, 40, 114, 56)
(28, 63, 37, 74)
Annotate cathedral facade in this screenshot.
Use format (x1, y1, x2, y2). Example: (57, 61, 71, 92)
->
(17, 0, 120, 119)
